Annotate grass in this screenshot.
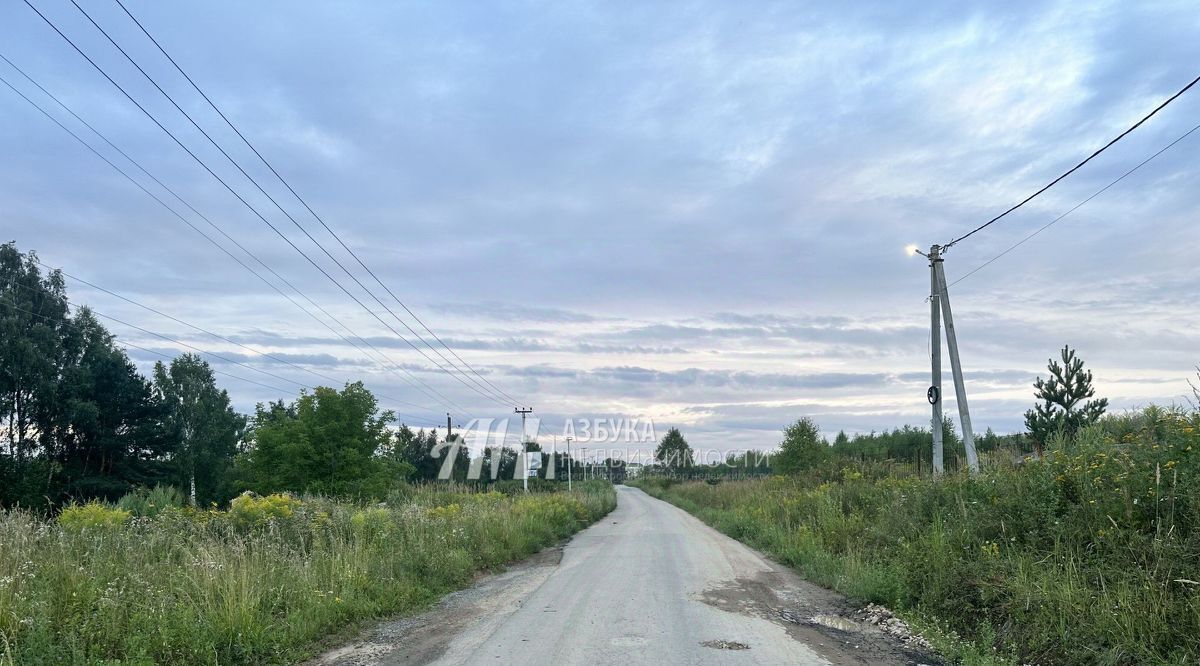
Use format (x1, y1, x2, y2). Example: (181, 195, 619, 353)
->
(630, 406, 1200, 665)
(0, 480, 616, 665)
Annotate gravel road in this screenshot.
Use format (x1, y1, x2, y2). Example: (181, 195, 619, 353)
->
(310, 485, 937, 665)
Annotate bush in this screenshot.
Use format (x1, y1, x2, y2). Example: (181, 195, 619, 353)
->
(117, 484, 184, 518)
(57, 502, 131, 530)
(228, 491, 302, 528)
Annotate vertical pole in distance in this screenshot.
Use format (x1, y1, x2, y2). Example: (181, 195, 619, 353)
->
(515, 407, 534, 492)
(929, 245, 945, 475)
(933, 258, 979, 472)
(566, 436, 573, 491)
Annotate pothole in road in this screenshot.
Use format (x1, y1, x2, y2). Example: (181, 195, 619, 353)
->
(701, 639, 751, 650)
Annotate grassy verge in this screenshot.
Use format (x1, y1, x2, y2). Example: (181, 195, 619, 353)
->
(0, 480, 616, 664)
(630, 407, 1200, 665)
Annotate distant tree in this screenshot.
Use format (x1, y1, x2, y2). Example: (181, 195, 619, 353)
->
(833, 430, 850, 448)
(1025, 345, 1108, 455)
(480, 446, 518, 482)
(654, 428, 694, 470)
(152, 354, 245, 506)
(237, 382, 399, 498)
(775, 417, 826, 474)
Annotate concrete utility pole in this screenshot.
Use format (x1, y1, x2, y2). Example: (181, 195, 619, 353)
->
(446, 413, 452, 441)
(515, 407, 534, 492)
(924, 245, 979, 473)
(928, 246, 945, 475)
(565, 436, 573, 491)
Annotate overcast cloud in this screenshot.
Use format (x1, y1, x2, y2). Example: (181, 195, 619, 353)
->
(2, 0, 1198, 455)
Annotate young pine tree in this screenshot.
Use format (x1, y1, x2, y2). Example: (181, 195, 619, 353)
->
(1024, 345, 1108, 455)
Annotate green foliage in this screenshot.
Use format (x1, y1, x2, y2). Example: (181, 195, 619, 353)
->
(775, 417, 827, 474)
(116, 484, 183, 518)
(0, 484, 616, 664)
(1, 243, 179, 507)
(1025, 345, 1108, 451)
(236, 383, 402, 499)
(57, 502, 131, 530)
(654, 427, 694, 469)
(632, 405, 1200, 665)
(227, 492, 304, 528)
(153, 354, 245, 506)
(491, 478, 563, 495)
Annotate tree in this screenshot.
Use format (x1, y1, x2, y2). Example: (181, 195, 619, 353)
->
(1025, 345, 1108, 454)
(153, 354, 245, 506)
(775, 417, 826, 474)
(1, 243, 71, 505)
(48, 309, 172, 502)
(654, 427, 694, 470)
(236, 382, 399, 498)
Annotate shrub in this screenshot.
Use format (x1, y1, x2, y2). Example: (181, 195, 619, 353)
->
(117, 484, 184, 518)
(228, 491, 302, 528)
(57, 502, 131, 530)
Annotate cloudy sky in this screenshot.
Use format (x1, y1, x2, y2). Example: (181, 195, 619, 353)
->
(2, 0, 1198, 456)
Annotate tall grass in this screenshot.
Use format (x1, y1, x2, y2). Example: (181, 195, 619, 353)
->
(0, 481, 616, 664)
(632, 407, 1200, 665)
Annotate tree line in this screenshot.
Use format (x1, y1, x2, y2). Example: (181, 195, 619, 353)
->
(643, 345, 1109, 478)
(0, 243, 585, 510)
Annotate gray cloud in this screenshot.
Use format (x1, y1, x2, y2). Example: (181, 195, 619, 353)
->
(3, 0, 1198, 453)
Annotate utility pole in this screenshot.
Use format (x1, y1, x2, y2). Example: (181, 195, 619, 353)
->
(933, 254, 979, 472)
(928, 246, 944, 475)
(565, 436, 573, 491)
(515, 407, 533, 492)
(446, 413, 452, 441)
(922, 245, 979, 473)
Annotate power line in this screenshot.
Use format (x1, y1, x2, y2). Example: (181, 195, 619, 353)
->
(24, 0, 505, 410)
(7, 298, 292, 396)
(942, 72, 1200, 251)
(5, 294, 438, 424)
(17, 3, 490, 412)
(109, 0, 523, 407)
(32, 259, 443, 415)
(0, 60, 467, 416)
(940, 119, 1200, 294)
(58, 0, 516, 408)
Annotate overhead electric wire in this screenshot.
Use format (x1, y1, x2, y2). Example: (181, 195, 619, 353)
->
(58, 0, 515, 409)
(6, 295, 438, 424)
(0, 61, 466, 416)
(7, 299, 294, 397)
(939, 119, 1200, 294)
(111, 0, 520, 405)
(942, 72, 1200, 251)
(31, 259, 442, 415)
(20, 2, 493, 411)
(109, 0, 523, 407)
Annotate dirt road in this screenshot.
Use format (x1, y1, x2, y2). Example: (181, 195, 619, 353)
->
(312, 485, 936, 665)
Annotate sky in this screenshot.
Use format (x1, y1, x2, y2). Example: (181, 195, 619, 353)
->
(2, 0, 1199, 458)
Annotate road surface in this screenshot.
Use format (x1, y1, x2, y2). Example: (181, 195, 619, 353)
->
(312, 485, 935, 665)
